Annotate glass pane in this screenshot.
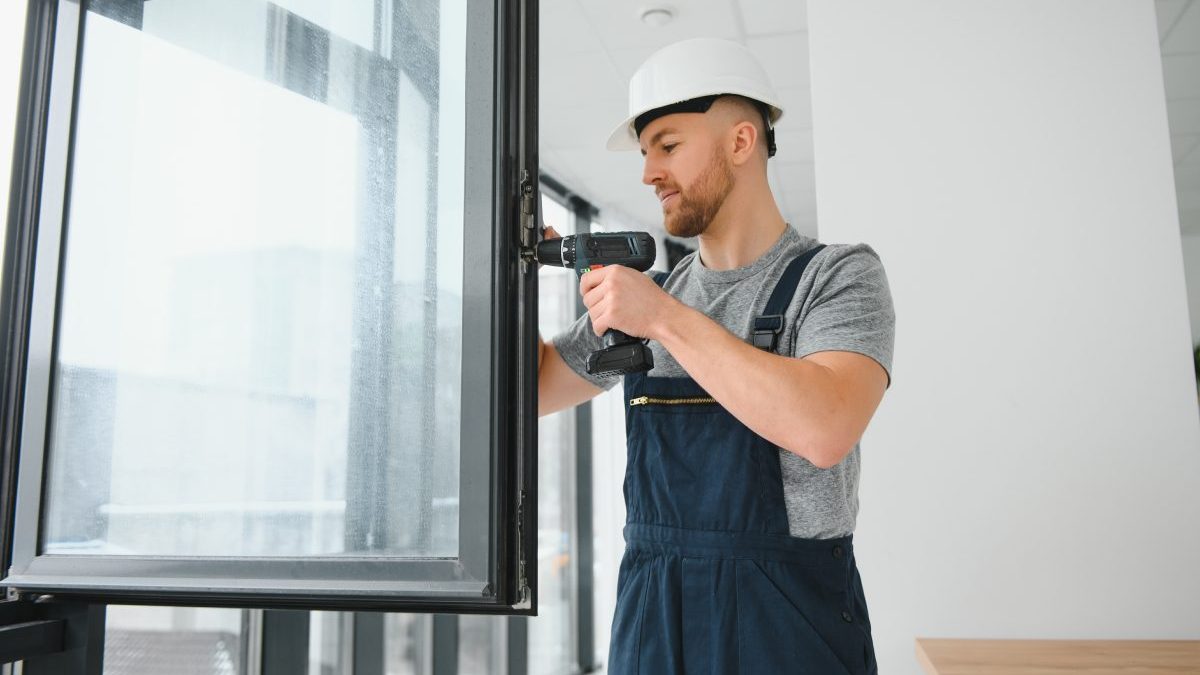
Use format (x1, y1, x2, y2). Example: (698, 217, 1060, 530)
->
(271, 0, 376, 51)
(458, 615, 505, 674)
(308, 612, 351, 675)
(104, 606, 246, 675)
(384, 613, 430, 674)
(41, 0, 468, 558)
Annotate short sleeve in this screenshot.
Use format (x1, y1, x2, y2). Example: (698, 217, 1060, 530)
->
(549, 311, 622, 391)
(792, 244, 895, 388)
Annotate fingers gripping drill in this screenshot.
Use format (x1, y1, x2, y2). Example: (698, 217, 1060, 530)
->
(535, 232, 658, 377)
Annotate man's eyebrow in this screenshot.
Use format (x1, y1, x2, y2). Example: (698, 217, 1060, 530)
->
(640, 127, 680, 156)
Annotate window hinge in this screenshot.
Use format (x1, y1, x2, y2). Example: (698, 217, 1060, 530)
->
(518, 170, 536, 271)
(516, 488, 531, 607)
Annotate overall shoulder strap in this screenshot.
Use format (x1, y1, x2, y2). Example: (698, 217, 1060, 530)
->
(752, 244, 827, 352)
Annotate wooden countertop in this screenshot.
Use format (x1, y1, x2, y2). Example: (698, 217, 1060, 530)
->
(915, 638, 1200, 674)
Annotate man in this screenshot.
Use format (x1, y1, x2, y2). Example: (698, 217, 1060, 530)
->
(537, 38, 893, 674)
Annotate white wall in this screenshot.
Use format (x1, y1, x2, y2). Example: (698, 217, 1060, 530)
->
(808, 1, 1200, 673)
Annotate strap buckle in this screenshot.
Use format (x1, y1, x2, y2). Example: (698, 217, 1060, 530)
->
(751, 314, 784, 351)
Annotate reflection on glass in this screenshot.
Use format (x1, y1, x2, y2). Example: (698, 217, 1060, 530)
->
(385, 613, 429, 674)
(271, 0, 376, 51)
(308, 612, 350, 675)
(459, 615, 506, 674)
(104, 606, 245, 675)
(42, 0, 467, 558)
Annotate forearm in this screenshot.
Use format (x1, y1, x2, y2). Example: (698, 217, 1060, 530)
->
(651, 301, 853, 468)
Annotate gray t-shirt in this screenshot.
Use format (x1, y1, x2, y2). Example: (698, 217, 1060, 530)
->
(551, 225, 895, 539)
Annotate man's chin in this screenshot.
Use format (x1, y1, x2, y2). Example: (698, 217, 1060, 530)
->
(664, 219, 704, 238)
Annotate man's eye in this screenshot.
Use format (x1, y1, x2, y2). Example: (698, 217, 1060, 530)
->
(663, 143, 678, 153)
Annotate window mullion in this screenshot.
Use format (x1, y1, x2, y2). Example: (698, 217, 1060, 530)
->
(261, 610, 310, 675)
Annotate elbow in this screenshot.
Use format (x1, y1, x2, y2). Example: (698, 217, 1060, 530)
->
(785, 431, 856, 470)
(806, 448, 844, 470)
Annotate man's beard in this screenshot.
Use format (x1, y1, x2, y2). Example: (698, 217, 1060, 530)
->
(663, 149, 734, 238)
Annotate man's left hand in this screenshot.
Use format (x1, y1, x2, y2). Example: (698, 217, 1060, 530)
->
(579, 265, 678, 339)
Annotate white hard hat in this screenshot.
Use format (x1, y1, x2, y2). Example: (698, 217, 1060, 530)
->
(606, 38, 784, 155)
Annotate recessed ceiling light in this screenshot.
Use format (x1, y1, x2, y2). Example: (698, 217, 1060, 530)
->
(640, 6, 675, 28)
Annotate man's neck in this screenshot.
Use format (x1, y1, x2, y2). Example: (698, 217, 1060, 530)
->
(695, 180, 788, 271)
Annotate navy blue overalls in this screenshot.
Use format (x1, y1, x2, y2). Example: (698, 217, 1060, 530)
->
(607, 245, 879, 674)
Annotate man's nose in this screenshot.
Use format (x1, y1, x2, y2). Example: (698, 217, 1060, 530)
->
(642, 157, 664, 186)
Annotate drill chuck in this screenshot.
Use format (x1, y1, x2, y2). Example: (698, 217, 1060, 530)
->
(535, 236, 576, 268)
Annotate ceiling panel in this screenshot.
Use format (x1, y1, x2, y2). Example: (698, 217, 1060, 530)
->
(745, 33, 810, 90)
(1162, 0, 1200, 53)
(773, 86, 814, 129)
(1181, 209, 1200, 234)
(1180, 188, 1200, 212)
(1176, 157, 1200, 188)
(779, 195, 818, 237)
(777, 172, 816, 194)
(539, 49, 624, 106)
(775, 162, 816, 194)
(574, 0, 740, 51)
(1156, 0, 1191, 39)
(740, 0, 808, 36)
(1162, 53, 1200, 98)
(540, 103, 628, 153)
(549, 145, 657, 213)
(792, 223, 819, 239)
(774, 127, 815, 161)
(781, 179, 816, 201)
(538, 38, 627, 153)
(605, 45, 667, 80)
(769, 167, 792, 213)
(540, 0, 608, 56)
(1161, 1, 1200, 236)
(1172, 134, 1200, 164)
(539, 148, 586, 195)
(1167, 99, 1200, 135)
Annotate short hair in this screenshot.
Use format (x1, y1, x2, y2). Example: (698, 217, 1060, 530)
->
(711, 95, 772, 160)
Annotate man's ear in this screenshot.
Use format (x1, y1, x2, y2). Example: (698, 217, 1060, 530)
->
(729, 120, 759, 167)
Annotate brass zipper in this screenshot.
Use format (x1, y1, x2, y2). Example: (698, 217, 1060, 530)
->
(629, 395, 717, 407)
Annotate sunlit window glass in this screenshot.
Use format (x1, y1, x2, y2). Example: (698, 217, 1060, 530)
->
(42, 0, 467, 559)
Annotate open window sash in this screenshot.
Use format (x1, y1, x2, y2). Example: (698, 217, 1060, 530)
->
(0, 0, 538, 613)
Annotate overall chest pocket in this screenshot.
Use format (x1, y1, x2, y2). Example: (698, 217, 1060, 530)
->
(625, 396, 789, 533)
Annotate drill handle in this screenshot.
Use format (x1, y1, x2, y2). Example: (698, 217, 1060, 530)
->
(603, 329, 639, 349)
(586, 329, 654, 377)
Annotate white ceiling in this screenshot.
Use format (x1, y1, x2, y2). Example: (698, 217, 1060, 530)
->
(540, 1, 1200, 237)
(538, 0, 816, 238)
(1159, 0, 1200, 235)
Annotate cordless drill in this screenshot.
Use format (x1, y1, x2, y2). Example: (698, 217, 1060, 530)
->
(536, 232, 657, 377)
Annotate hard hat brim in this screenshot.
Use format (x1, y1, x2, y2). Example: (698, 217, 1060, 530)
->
(606, 115, 643, 152)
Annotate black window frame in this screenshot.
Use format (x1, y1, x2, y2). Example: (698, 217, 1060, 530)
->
(0, 0, 539, 615)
